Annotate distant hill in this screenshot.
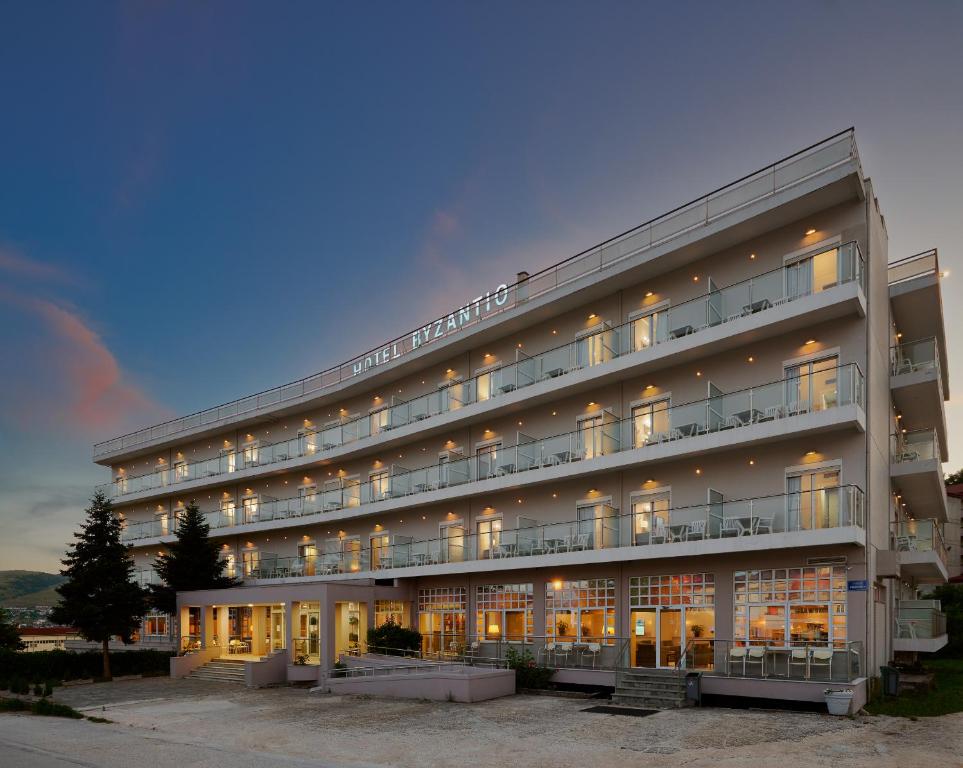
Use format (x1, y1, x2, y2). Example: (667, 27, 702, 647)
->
(0, 570, 64, 608)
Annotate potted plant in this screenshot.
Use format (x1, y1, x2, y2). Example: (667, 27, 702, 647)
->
(824, 688, 854, 715)
(556, 621, 569, 637)
(691, 625, 704, 638)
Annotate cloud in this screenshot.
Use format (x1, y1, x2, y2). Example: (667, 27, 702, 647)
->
(0, 245, 75, 284)
(0, 288, 171, 436)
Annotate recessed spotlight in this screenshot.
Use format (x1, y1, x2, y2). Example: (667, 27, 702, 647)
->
(588, 313, 598, 320)
(805, 228, 817, 236)
(645, 384, 655, 390)
(696, 371, 702, 377)
(645, 291, 653, 298)
(749, 253, 756, 260)
(695, 468, 702, 475)
(747, 356, 754, 363)
(446, 368, 453, 373)
(748, 459, 755, 466)
(692, 275, 700, 282)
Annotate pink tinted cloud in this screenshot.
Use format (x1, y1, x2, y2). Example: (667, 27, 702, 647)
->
(0, 287, 171, 435)
(0, 245, 74, 284)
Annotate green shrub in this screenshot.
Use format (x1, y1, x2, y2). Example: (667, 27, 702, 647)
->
(366, 621, 422, 656)
(505, 647, 553, 690)
(10, 678, 28, 695)
(0, 649, 174, 683)
(31, 698, 83, 719)
(0, 697, 28, 712)
(32, 683, 43, 696)
(43, 681, 54, 697)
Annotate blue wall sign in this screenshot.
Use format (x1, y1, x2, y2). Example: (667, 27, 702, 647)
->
(847, 579, 868, 591)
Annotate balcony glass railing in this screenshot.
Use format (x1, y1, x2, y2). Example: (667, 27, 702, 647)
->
(887, 249, 939, 286)
(105, 245, 865, 500)
(95, 130, 860, 458)
(235, 487, 864, 579)
(118, 364, 864, 542)
(892, 518, 947, 565)
(891, 337, 940, 377)
(896, 601, 947, 639)
(891, 428, 939, 463)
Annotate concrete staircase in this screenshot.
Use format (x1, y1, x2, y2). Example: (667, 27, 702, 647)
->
(610, 668, 690, 709)
(188, 657, 247, 684)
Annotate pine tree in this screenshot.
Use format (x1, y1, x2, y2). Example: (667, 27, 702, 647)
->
(51, 491, 145, 679)
(147, 500, 237, 619)
(0, 607, 25, 651)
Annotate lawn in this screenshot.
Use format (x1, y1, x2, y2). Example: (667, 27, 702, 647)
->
(865, 659, 963, 717)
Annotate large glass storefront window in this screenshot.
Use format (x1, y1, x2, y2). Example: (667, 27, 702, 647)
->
(375, 600, 409, 627)
(733, 566, 847, 647)
(629, 574, 715, 669)
(295, 602, 320, 664)
(545, 579, 616, 645)
(418, 587, 467, 656)
(475, 584, 533, 642)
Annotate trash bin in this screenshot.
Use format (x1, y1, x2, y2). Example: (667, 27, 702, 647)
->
(685, 671, 703, 705)
(881, 665, 899, 697)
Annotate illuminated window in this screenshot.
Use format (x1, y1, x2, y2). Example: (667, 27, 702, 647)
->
(476, 584, 533, 642)
(418, 587, 467, 656)
(631, 399, 670, 447)
(375, 600, 409, 627)
(546, 578, 616, 645)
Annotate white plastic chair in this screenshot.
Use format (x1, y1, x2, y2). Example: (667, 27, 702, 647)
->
(728, 646, 748, 676)
(746, 646, 766, 676)
(810, 648, 834, 679)
(582, 642, 601, 668)
(789, 647, 809, 679)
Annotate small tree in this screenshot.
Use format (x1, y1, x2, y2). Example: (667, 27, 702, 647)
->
(51, 491, 145, 679)
(945, 469, 963, 487)
(0, 608, 25, 651)
(366, 620, 422, 656)
(147, 501, 237, 639)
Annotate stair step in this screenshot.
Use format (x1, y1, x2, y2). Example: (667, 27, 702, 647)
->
(611, 694, 689, 710)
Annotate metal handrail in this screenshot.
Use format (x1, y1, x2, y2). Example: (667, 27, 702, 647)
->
(94, 130, 859, 457)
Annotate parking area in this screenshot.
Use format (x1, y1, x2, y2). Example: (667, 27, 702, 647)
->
(1, 677, 961, 767)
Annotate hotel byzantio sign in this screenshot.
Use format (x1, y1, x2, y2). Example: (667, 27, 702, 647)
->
(350, 283, 511, 377)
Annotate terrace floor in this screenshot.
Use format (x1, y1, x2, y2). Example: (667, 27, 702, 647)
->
(1, 676, 961, 767)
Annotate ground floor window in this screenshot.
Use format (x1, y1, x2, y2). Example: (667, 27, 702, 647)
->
(733, 566, 847, 646)
(418, 587, 467, 656)
(545, 578, 616, 645)
(143, 613, 169, 637)
(629, 574, 715, 668)
(475, 584, 533, 642)
(375, 600, 409, 627)
(294, 602, 320, 663)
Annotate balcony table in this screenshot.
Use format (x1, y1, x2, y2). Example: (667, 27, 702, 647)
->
(732, 408, 763, 425)
(668, 523, 690, 542)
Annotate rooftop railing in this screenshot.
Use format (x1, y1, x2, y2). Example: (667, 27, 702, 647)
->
(891, 518, 947, 565)
(94, 130, 860, 458)
(887, 249, 939, 286)
(104, 241, 864, 499)
(891, 337, 941, 378)
(236, 486, 865, 580)
(118, 363, 864, 543)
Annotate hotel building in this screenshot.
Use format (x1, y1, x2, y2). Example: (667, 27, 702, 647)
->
(94, 129, 953, 705)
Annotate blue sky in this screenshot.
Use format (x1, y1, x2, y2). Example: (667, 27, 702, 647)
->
(1, 1, 961, 571)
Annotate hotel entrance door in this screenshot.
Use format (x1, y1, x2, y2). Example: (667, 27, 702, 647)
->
(630, 607, 714, 669)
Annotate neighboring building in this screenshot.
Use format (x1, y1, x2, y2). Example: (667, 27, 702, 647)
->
(18, 626, 79, 652)
(92, 129, 954, 705)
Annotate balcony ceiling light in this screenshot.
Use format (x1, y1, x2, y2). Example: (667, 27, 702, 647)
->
(588, 313, 597, 319)
(805, 228, 817, 235)
(749, 253, 756, 260)
(645, 291, 654, 298)
(747, 356, 754, 363)
(692, 275, 699, 282)
(941, 270, 951, 278)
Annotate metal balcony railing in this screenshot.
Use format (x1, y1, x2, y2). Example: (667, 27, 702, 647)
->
(95, 130, 861, 458)
(896, 601, 947, 639)
(232, 487, 864, 580)
(891, 518, 947, 565)
(891, 337, 940, 377)
(118, 364, 865, 543)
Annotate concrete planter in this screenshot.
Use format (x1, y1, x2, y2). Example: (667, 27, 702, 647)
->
(824, 689, 854, 715)
(287, 664, 321, 683)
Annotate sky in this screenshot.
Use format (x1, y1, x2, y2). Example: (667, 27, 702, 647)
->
(0, 1, 961, 573)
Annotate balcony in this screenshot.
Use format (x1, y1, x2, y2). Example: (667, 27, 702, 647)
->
(892, 518, 948, 583)
(106, 249, 865, 506)
(894, 600, 948, 653)
(95, 130, 863, 461)
(119, 364, 865, 544)
(890, 338, 947, 456)
(891, 429, 949, 521)
(241, 486, 865, 582)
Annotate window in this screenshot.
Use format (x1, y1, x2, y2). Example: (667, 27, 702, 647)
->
(340, 537, 362, 572)
(785, 355, 840, 412)
(241, 549, 259, 577)
(299, 429, 317, 456)
(143, 614, 169, 637)
(370, 408, 389, 436)
(477, 517, 502, 559)
(220, 499, 236, 526)
(173, 460, 189, 482)
(785, 247, 841, 297)
(297, 541, 317, 576)
(546, 578, 616, 645)
(221, 448, 237, 473)
(221, 550, 237, 579)
(375, 600, 409, 627)
(475, 442, 500, 480)
(369, 470, 390, 502)
(577, 325, 613, 367)
(631, 309, 665, 351)
(476, 584, 533, 642)
(632, 399, 670, 447)
(370, 532, 390, 570)
(298, 485, 317, 514)
(418, 587, 467, 656)
(632, 492, 670, 544)
(242, 440, 259, 466)
(577, 502, 618, 549)
(733, 566, 847, 647)
(578, 415, 603, 459)
(242, 495, 259, 524)
(787, 467, 841, 530)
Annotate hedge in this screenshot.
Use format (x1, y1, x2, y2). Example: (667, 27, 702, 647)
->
(0, 649, 174, 683)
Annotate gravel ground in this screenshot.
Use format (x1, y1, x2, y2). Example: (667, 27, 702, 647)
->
(0, 677, 957, 768)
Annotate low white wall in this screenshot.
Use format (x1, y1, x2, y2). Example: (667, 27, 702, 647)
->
(287, 664, 323, 684)
(325, 668, 515, 702)
(170, 646, 219, 678)
(246, 651, 289, 688)
(701, 675, 868, 712)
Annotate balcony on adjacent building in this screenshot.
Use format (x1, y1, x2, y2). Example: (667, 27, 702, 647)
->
(891, 429, 949, 521)
(103, 242, 866, 504)
(892, 518, 948, 583)
(238, 486, 865, 582)
(894, 600, 948, 653)
(891, 338, 947, 457)
(119, 364, 865, 544)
